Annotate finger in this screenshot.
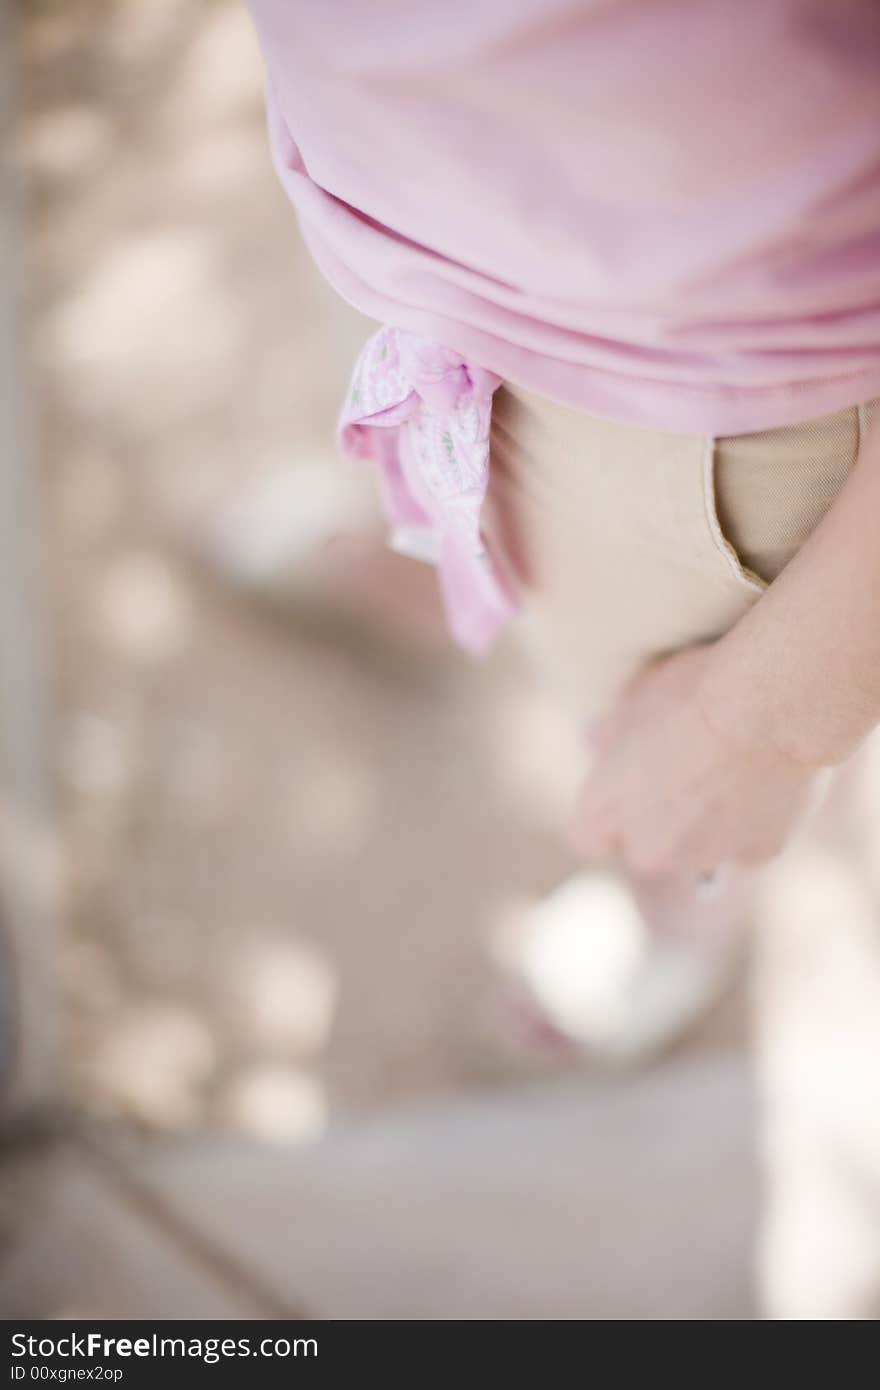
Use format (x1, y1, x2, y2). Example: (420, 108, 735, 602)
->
(583, 708, 619, 758)
(570, 814, 617, 862)
(622, 808, 722, 878)
(570, 793, 619, 861)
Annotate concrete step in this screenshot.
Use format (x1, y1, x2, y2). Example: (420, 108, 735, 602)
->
(126, 1051, 757, 1320)
(0, 1140, 268, 1319)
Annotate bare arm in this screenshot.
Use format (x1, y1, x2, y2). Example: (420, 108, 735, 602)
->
(574, 410, 880, 874)
(699, 410, 880, 769)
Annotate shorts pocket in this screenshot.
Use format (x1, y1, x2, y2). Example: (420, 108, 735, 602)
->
(704, 403, 866, 590)
(702, 436, 767, 594)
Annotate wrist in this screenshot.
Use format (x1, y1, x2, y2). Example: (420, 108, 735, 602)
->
(694, 637, 854, 771)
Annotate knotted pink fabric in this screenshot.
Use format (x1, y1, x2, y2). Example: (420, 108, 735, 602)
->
(338, 327, 518, 655)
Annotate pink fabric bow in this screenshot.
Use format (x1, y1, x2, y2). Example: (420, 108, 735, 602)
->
(338, 326, 518, 655)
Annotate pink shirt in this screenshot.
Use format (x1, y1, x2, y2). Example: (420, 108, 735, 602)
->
(247, 0, 880, 650)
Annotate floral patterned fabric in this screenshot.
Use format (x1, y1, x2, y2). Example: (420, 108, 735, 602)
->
(338, 327, 517, 655)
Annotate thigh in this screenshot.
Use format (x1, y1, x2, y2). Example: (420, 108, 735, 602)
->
(486, 390, 879, 725)
(484, 385, 759, 722)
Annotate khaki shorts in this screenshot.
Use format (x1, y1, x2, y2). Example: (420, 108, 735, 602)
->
(486, 390, 879, 721)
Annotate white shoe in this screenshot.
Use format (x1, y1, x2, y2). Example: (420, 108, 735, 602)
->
(491, 870, 744, 1062)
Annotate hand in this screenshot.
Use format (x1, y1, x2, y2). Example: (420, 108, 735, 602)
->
(571, 645, 821, 877)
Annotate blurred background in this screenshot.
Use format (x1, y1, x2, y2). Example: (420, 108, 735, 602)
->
(1, 0, 879, 1320)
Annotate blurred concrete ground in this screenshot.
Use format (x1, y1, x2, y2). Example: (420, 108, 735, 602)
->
(0, 1053, 756, 1320)
(2, 0, 880, 1319)
(21, 0, 584, 1131)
